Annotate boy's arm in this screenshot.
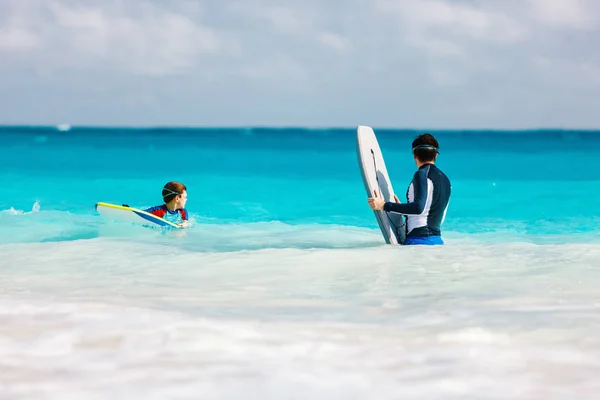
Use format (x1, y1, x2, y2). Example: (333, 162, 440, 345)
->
(144, 205, 166, 217)
(180, 209, 189, 221)
(178, 209, 190, 228)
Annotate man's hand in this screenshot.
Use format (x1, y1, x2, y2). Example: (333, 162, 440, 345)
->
(367, 191, 386, 211)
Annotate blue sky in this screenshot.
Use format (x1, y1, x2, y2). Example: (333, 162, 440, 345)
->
(0, 0, 598, 129)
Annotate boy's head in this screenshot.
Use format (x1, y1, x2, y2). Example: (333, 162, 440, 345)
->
(162, 181, 187, 209)
(412, 133, 439, 163)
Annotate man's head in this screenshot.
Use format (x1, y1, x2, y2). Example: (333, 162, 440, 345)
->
(412, 133, 439, 164)
(162, 181, 187, 209)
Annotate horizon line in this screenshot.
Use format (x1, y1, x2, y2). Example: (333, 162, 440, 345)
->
(1, 123, 599, 132)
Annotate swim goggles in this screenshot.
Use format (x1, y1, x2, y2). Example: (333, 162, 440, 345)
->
(162, 188, 180, 196)
(412, 144, 439, 153)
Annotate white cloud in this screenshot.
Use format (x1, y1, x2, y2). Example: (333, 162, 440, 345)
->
(239, 58, 309, 82)
(580, 64, 600, 85)
(407, 38, 464, 58)
(527, 0, 597, 29)
(0, 0, 598, 128)
(227, 2, 351, 53)
(318, 32, 351, 53)
(261, 6, 310, 35)
(0, 2, 42, 50)
(0, 0, 227, 76)
(377, 0, 529, 44)
(0, 26, 39, 50)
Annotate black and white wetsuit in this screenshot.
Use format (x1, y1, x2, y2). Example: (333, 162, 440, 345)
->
(383, 163, 451, 239)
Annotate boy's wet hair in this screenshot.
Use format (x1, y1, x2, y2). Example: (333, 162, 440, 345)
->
(412, 133, 439, 162)
(162, 181, 187, 204)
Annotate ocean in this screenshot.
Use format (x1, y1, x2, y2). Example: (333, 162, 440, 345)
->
(1, 126, 599, 399)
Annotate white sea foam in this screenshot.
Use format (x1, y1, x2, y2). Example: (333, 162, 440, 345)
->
(1, 239, 599, 399)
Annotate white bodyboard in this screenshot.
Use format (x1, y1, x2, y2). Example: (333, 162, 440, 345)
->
(95, 202, 182, 229)
(356, 126, 406, 244)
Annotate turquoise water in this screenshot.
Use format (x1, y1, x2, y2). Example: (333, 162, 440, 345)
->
(2, 126, 600, 245)
(1, 126, 599, 399)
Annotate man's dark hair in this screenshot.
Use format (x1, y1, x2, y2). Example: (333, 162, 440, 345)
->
(412, 133, 439, 162)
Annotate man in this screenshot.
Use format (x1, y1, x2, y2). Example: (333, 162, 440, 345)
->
(367, 133, 451, 245)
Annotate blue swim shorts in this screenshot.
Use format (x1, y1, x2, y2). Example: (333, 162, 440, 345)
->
(404, 236, 444, 246)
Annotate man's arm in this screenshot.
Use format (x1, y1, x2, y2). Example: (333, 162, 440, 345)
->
(383, 168, 429, 215)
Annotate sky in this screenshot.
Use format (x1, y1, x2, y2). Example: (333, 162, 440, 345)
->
(0, 0, 599, 129)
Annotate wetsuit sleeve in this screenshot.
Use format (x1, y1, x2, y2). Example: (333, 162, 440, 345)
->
(144, 205, 167, 218)
(179, 208, 189, 221)
(383, 168, 429, 215)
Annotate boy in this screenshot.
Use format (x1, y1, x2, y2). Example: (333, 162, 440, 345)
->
(367, 133, 451, 245)
(144, 181, 189, 228)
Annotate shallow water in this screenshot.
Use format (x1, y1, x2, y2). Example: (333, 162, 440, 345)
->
(1, 126, 599, 398)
